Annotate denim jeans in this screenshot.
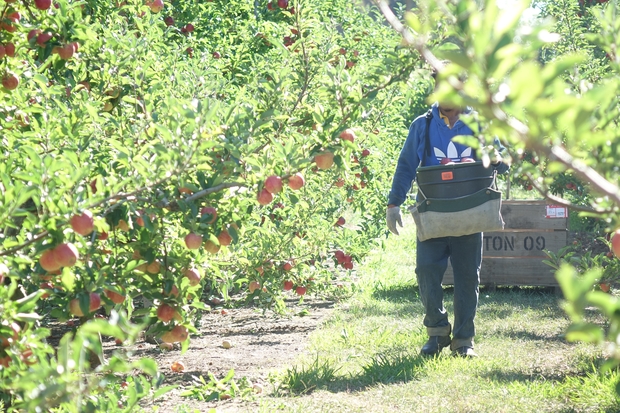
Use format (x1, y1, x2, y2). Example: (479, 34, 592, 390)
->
(415, 232, 482, 349)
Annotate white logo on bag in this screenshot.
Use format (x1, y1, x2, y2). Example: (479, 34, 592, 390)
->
(434, 142, 472, 162)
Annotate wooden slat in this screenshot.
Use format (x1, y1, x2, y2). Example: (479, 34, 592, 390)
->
(443, 258, 558, 286)
(438, 200, 566, 287)
(482, 231, 568, 258)
(501, 200, 568, 230)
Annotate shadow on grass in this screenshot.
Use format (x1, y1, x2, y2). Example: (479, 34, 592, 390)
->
(371, 280, 419, 302)
(480, 368, 568, 384)
(277, 351, 433, 395)
(289, 284, 614, 401)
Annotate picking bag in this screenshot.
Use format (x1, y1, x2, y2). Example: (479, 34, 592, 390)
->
(408, 163, 504, 241)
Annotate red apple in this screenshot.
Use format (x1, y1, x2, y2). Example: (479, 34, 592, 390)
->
(40, 249, 61, 272)
(164, 16, 174, 26)
(71, 210, 94, 236)
(162, 285, 179, 298)
(0, 263, 8, 285)
(283, 260, 294, 271)
(204, 240, 220, 254)
(315, 152, 334, 170)
(288, 173, 305, 190)
(277, 0, 289, 8)
(248, 281, 260, 293)
(283, 280, 293, 291)
(104, 289, 125, 304)
(184, 268, 201, 286)
(217, 230, 232, 246)
(257, 188, 273, 205)
(54, 243, 79, 267)
(183, 23, 194, 33)
(27, 29, 41, 43)
(161, 325, 188, 343)
(69, 292, 102, 317)
(4, 42, 15, 58)
(212, 51, 221, 59)
(440, 157, 452, 165)
(39, 282, 54, 299)
(35, 0, 52, 10)
(157, 303, 176, 322)
(0, 356, 11, 368)
(361, 149, 370, 157)
(612, 229, 620, 257)
(36, 32, 53, 47)
(339, 128, 356, 143)
(184, 233, 203, 249)
(334, 250, 345, 263)
(57, 43, 74, 60)
(149, 0, 164, 13)
(200, 206, 217, 224)
(159, 342, 173, 351)
(171, 360, 185, 372)
(0, 22, 16, 33)
(264, 175, 283, 193)
(6, 11, 20, 23)
(335, 217, 345, 227)
(2, 72, 19, 91)
(295, 286, 307, 296)
(146, 260, 161, 274)
(339, 47, 347, 55)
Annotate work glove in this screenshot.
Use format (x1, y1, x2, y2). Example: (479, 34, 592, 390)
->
(386, 206, 403, 235)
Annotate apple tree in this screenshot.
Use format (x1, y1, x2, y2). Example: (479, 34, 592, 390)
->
(372, 0, 620, 388)
(1, 0, 430, 409)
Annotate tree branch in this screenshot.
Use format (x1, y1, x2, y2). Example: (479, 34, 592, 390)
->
(524, 172, 614, 215)
(0, 231, 49, 257)
(162, 181, 247, 211)
(373, 0, 620, 209)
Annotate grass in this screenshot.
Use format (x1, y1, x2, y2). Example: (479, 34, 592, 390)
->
(243, 215, 620, 412)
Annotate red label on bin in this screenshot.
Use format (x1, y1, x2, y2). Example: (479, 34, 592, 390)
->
(441, 171, 453, 181)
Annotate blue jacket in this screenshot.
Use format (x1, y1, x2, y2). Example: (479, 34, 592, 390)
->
(388, 103, 509, 206)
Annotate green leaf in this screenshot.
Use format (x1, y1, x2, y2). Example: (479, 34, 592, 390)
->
(509, 62, 543, 108)
(404, 11, 422, 33)
(152, 385, 178, 400)
(61, 271, 76, 293)
(565, 322, 604, 343)
(133, 358, 158, 376)
(79, 319, 125, 339)
(14, 312, 42, 322)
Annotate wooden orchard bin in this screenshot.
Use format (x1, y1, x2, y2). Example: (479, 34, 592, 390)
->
(443, 200, 568, 287)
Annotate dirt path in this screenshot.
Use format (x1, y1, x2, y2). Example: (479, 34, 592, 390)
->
(101, 298, 336, 412)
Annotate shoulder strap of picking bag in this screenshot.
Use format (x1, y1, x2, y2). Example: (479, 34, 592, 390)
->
(424, 109, 433, 159)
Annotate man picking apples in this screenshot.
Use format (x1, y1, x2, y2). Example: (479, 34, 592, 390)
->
(386, 64, 508, 358)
